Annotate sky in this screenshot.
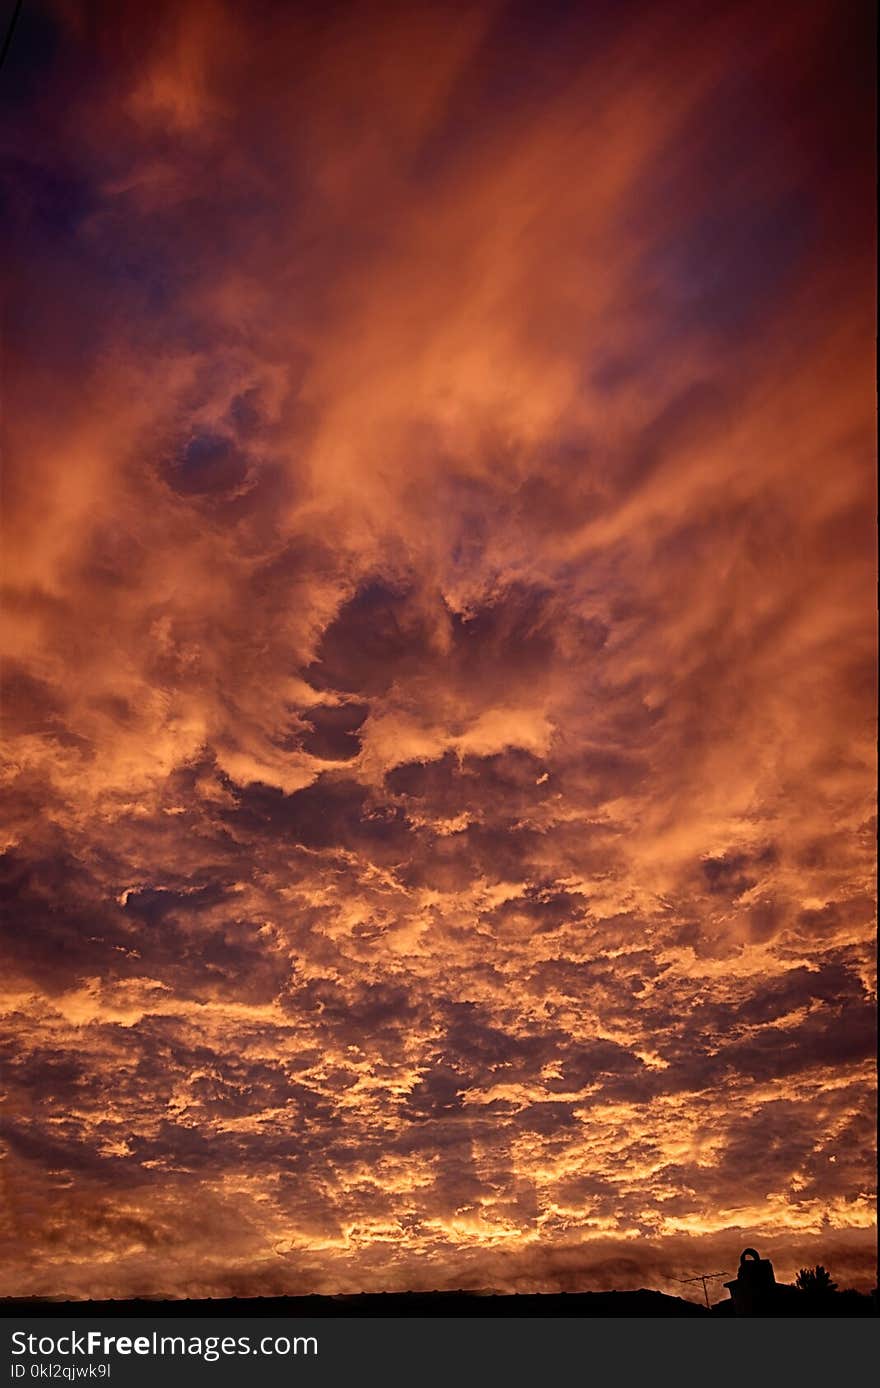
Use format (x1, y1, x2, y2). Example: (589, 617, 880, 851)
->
(0, 0, 876, 1303)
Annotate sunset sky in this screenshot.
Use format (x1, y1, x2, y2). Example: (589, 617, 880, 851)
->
(0, 0, 876, 1302)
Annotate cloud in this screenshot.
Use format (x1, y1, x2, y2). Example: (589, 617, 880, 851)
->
(0, 0, 874, 1300)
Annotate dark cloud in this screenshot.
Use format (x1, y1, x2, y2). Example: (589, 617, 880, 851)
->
(0, 0, 874, 1303)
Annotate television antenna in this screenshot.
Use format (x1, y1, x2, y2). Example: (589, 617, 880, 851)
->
(675, 1271, 730, 1309)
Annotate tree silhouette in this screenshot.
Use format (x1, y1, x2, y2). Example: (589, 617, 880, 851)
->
(796, 1266, 838, 1295)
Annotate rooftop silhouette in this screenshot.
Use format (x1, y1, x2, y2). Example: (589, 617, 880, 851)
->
(3, 1251, 875, 1319)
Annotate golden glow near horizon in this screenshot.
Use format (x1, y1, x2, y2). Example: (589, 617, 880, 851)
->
(0, 0, 875, 1301)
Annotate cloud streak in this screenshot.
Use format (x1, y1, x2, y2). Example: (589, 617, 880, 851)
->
(0, 0, 875, 1300)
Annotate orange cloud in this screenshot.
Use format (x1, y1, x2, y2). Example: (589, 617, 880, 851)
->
(0, 0, 875, 1301)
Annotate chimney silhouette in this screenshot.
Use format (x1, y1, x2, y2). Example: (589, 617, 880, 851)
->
(724, 1247, 777, 1316)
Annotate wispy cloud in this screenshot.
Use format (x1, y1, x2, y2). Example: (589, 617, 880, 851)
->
(0, 0, 875, 1299)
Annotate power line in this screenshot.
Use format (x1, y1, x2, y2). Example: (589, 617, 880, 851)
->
(0, 0, 24, 77)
